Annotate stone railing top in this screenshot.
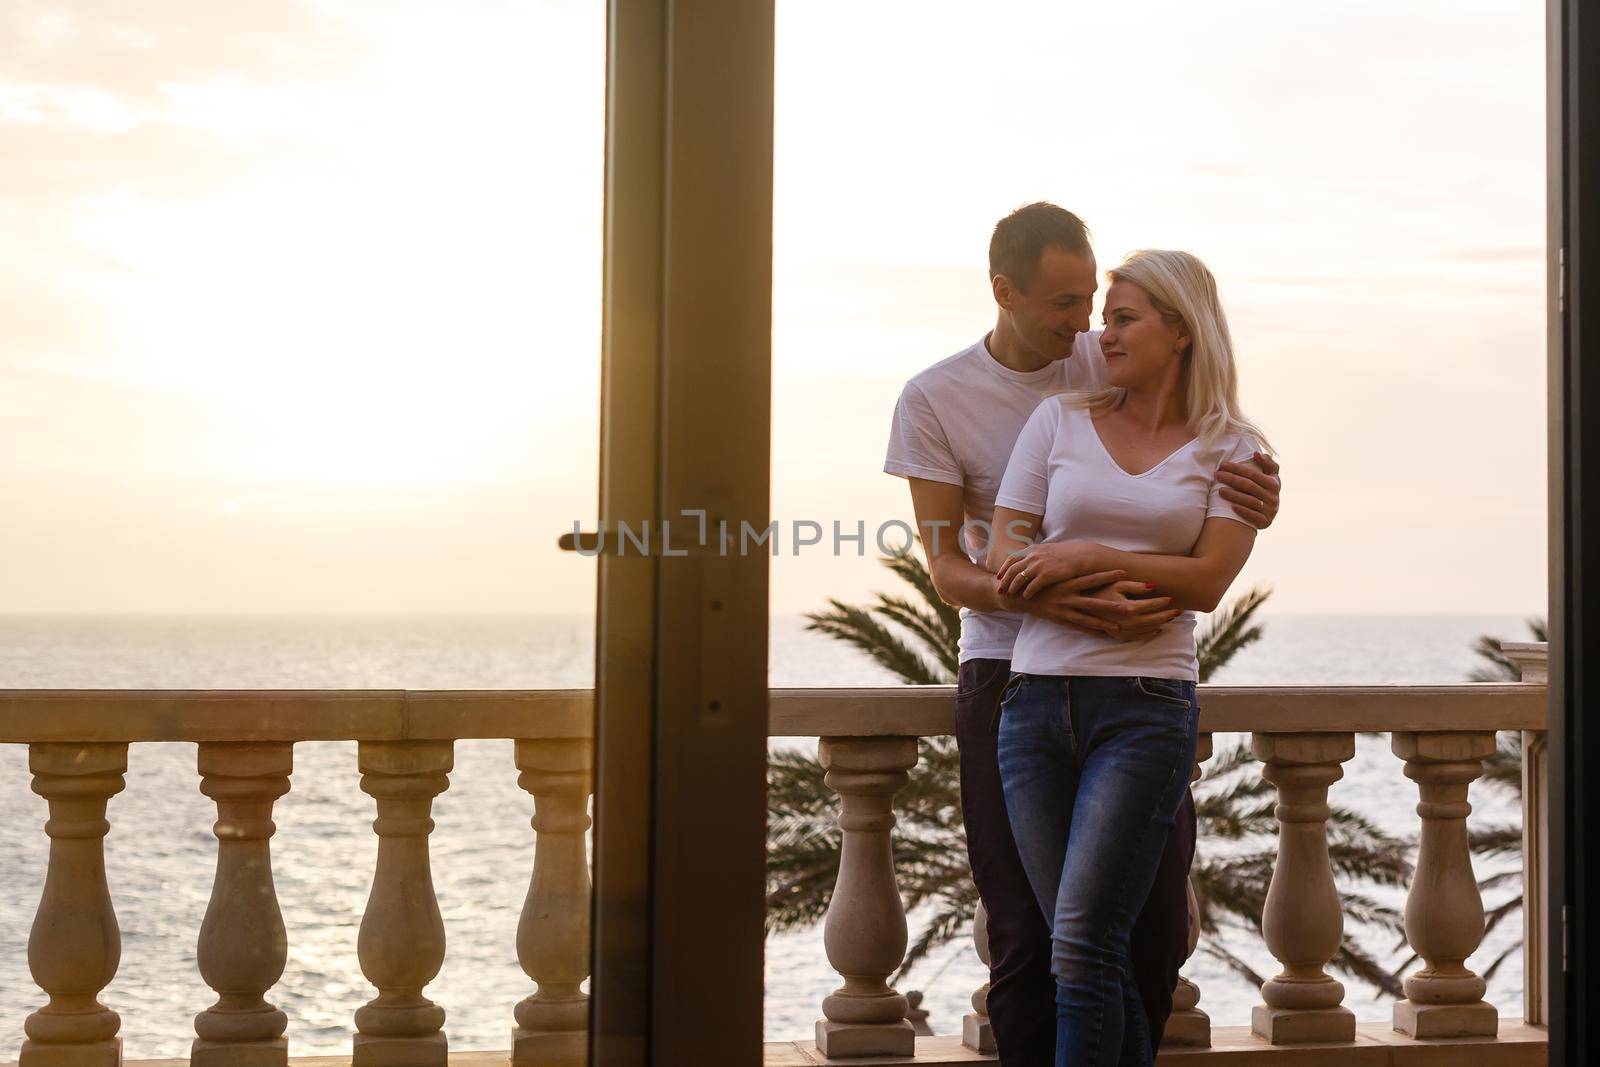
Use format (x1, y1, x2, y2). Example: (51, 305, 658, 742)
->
(0, 682, 1545, 744)
(1501, 641, 1549, 684)
(769, 683, 1545, 736)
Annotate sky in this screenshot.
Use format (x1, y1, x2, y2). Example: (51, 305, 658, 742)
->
(0, 0, 1549, 617)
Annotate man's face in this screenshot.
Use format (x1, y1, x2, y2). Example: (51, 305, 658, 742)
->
(1000, 246, 1098, 362)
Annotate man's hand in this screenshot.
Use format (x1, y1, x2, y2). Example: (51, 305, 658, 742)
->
(995, 541, 1107, 600)
(1217, 451, 1281, 529)
(1021, 578, 1181, 641)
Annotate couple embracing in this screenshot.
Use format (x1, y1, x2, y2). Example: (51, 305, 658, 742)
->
(884, 202, 1282, 1067)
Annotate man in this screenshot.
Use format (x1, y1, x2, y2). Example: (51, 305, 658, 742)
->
(883, 202, 1280, 1065)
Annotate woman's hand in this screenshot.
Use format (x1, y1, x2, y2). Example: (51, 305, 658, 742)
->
(1024, 578, 1179, 638)
(995, 541, 1112, 600)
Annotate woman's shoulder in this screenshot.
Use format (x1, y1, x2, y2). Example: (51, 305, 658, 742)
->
(1035, 390, 1098, 418)
(1202, 427, 1263, 469)
(1029, 392, 1102, 439)
(1024, 391, 1073, 423)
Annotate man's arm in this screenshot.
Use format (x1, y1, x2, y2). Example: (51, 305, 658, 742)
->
(907, 478, 1021, 614)
(904, 480, 1176, 637)
(997, 517, 1258, 614)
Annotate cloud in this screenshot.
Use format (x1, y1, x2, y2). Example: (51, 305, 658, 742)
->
(0, 119, 268, 204)
(0, 3, 371, 380)
(1437, 247, 1546, 263)
(0, 275, 120, 363)
(0, 1, 365, 104)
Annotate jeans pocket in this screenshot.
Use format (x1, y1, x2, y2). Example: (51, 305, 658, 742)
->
(1135, 676, 1194, 708)
(960, 657, 1008, 694)
(991, 672, 1026, 735)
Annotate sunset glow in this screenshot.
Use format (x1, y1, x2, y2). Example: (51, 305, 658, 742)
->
(0, 0, 1547, 615)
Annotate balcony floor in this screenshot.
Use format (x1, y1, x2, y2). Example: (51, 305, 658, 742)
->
(773, 1022, 1547, 1065)
(5, 1022, 1546, 1067)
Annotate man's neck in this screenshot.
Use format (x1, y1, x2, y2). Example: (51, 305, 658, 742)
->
(985, 320, 1051, 374)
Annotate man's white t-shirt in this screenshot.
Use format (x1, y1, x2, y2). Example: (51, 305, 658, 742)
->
(883, 333, 1108, 663)
(995, 397, 1258, 681)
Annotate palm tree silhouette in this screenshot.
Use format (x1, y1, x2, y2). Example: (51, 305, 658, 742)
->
(768, 553, 1411, 997)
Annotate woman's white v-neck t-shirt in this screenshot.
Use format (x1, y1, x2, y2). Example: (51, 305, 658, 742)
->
(994, 396, 1258, 681)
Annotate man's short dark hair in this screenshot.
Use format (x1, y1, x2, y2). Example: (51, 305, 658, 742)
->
(989, 202, 1092, 292)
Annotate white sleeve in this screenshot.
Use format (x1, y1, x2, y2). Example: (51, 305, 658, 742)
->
(883, 382, 963, 486)
(1064, 330, 1109, 391)
(1207, 436, 1264, 524)
(994, 399, 1061, 515)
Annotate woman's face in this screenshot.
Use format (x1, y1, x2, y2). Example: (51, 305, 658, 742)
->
(1098, 279, 1188, 392)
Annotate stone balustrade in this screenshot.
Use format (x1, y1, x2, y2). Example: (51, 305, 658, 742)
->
(1165, 732, 1213, 1048)
(1252, 731, 1358, 1044)
(1, 668, 1551, 1066)
(192, 741, 292, 1067)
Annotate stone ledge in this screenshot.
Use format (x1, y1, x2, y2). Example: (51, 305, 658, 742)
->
(767, 685, 1547, 738)
(0, 683, 1547, 744)
(4, 1022, 1545, 1067)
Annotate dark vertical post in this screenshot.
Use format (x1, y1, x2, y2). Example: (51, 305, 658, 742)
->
(591, 2, 774, 1064)
(1549, 0, 1600, 1060)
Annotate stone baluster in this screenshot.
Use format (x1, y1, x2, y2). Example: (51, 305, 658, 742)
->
(21, 742, 128, 1067)
(961, 900, 995, 1053)
(193, 742, 294, 1067)
(1391, 731, 1499, 1038)
(1520, 726, 1548, 1026)
(1503, 640, 1549, 1026)
(354, 740, 453, 1066)
(814, 736, 918, 1058)
(1164, 733, 1214, 1048)
(512, 737, 594, 1067)
(1251, 732, 1357, 1044)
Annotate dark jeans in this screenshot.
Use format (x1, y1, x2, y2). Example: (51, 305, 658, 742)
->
(954, 659, 1196, 1067)
(997, 673, 1200, 1067)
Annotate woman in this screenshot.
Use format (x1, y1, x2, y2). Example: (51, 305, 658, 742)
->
(985, 249, 1271, 1067)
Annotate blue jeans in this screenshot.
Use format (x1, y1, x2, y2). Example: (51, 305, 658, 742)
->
(996, 674, 1199, 1067)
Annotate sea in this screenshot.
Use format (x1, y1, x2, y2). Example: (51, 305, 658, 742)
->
(0, 612, 1538, 1058)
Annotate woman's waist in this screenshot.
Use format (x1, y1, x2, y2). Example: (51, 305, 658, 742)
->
(1011, 613, 1199, 677)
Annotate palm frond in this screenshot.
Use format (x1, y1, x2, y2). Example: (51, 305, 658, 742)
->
(1484, 893, 1524, 934)
(1332, 937, 1405, 999)
(1469, 823, 1525, 860)
(1467, 635, 1521, 682)
(883, 550, 962, 650)
(1481, 939, 1522, 983)
(1200, 941, 1269, 988)
(782, 568, 1472, 1006)
(804, 599, 946, 685)
(1467, 618, 1548, 681)
(896, 889, 980, 982)
(1477, 868, 1523, 893)
(1196, 585, 1272, 682)
(1202, 738, 1265, 780)
(872, 594, 959, 681)
(1478, 732, 1524, 799)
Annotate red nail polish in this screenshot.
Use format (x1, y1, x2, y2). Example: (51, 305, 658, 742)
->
(1144, 583, 1156, 589)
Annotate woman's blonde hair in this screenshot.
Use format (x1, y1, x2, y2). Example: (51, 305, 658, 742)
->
(1078, 249, 1272, 454)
